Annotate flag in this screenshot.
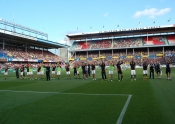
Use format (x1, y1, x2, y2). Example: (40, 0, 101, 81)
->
(153, 21, 155, 23)
(117, 25, 119, 27)
(168, 18, 171, 22)
(103, 25, 104, 28)
(90, 27, 92, 29)
(139, 22, 141, 24)
(77, 27, 78, 30)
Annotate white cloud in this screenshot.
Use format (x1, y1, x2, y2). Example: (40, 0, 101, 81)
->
(58, 37, 69, 45)
(133, 8, 171, 18)
(103, 13, 108, 17)
(59, 40, 66, 44)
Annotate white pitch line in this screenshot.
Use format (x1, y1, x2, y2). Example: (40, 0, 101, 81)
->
(0, 90, 60, 94)
(116, 95, 132, 124)
(0, 89, 132, 123)
(0, 90, 130, 96)
(61, 92, 130, 96)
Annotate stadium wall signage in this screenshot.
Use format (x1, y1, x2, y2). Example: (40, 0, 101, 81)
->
(0, 58, 7, 62)
(99, 26, 161, 33)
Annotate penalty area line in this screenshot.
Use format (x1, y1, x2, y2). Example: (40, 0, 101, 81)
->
(116, 95, 132, 124)
(0, 90, 130, 96)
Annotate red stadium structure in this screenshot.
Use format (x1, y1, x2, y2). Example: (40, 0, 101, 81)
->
(67, 25, 175, 64)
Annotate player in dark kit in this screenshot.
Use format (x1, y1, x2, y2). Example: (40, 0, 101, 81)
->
(166, 60, 172, 80)
(99, 61, 107, 81)
(15, 66, 19, 79)
(149, 61, 154, 79)
(73, 64, 77, 79)
(82, 63, 87, 80)
(116, 60, 123, 81)
(91, 62, 96, 80)
(26, 64, 30, 80)
(156, 61, 161, 79)
(130, 59, 136, 81)
(45, 64, 51, 81)
(142, 59, 148, 81)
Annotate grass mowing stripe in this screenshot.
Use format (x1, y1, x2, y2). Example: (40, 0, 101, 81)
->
(1, 68, 174, 124)
(0, 89, 130, 96)
(116, 95, 132, 124)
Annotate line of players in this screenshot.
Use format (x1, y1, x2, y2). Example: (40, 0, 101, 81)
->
(2, 59, 172, 81)
(142, 59, 172, 81)
(2, 64, 61, 80)
(70, 59, 172, 81)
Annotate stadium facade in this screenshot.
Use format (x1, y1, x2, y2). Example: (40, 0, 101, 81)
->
(67, 24, 175, 64)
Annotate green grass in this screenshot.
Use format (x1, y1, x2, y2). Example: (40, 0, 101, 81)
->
(0, 68, 175, 124)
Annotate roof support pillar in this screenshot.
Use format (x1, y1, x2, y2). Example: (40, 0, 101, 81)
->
(112, 36, 113, 48)
(112, 49, 113, 56)
(3, 39, 5, 50)
(133, 48, 134, 55)
(99, 50, 100, 57)
(42, 47, 44, 56)
(25, 43, 27, 53)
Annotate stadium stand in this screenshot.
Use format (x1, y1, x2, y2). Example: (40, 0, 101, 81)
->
(91, 40, 111, 49)
(0, 18, 69, 65)
(167, 35, 175, 45)
(73, 41, 91, 50)
(164, 50, 175, 63)
(68, 27, 175, 65)
(69, 47, 168, 65)
(113, 38, 141, 48)
(143, 36, 166, 46)
(0, 47, 60, 62)
(71, 35, 175, 52)
(72, 40, 111, 50)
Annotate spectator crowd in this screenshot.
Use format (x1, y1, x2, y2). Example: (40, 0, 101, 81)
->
(0, 47, 60, 62)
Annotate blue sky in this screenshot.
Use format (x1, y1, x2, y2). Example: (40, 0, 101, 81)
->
(0, 0, 174, 44)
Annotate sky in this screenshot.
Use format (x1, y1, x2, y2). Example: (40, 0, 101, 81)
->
(0, 0, 174, 44)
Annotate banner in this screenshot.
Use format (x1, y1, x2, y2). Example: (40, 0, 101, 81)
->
(0, 58, 7, 62)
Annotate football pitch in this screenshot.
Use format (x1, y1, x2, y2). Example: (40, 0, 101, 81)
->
(0, 68, 175, 124)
